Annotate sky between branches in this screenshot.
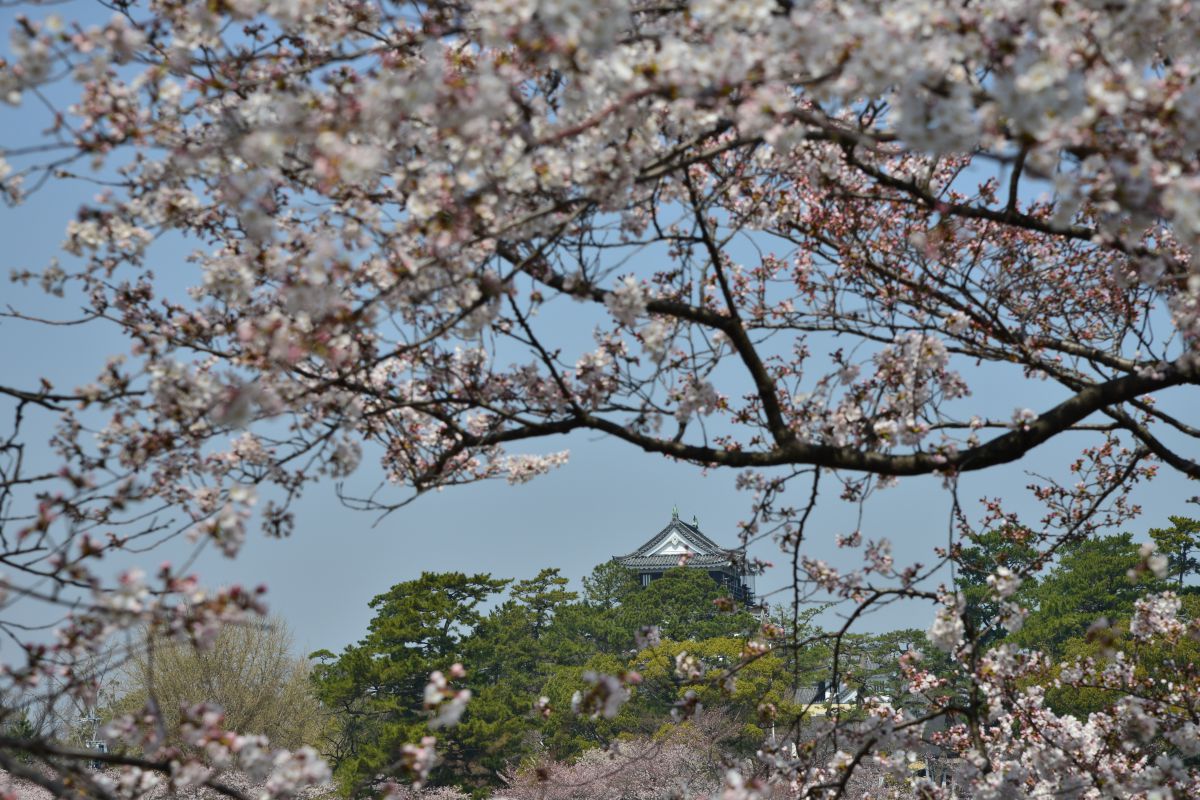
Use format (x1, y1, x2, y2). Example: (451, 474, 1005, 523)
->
(1, 0, 1195, 658)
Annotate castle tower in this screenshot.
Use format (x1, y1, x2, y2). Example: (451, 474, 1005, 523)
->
(613, 509, 755, 604)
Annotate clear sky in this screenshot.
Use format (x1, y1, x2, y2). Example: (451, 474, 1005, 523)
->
(2, 2, 1195, 661)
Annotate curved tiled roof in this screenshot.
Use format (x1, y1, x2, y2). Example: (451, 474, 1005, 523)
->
(793, 685, 823, 705)
(617, 553, 737, 569)
(614, 514, 745, 571)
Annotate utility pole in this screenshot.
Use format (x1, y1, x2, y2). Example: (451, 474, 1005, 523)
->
(80, 710, 108, 769)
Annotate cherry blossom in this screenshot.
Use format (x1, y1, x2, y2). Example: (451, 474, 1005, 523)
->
(2, 0, 1200, 796)
(423, 666, 472, 729)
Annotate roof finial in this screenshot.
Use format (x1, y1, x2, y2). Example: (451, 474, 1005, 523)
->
(693, 515, 699, 528)
(672, 505, 679, 520)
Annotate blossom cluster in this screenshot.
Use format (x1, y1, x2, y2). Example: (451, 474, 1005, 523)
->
(1, 0, 1200, 796)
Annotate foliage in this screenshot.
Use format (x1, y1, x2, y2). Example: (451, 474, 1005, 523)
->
(1041, 593, 1200, 722)
(953, 527, 1040, 648)
(580, 562, 641, 609)
(1149, 516, 1200, 590)
(616, 568, 757, 647)
(312, 564, 764, 790)
(115, 617, 324, 753)
(534, 654, 640, 760)
(1012, 533, 1166, 659)
(540, 562, 645, 660)
(310, 572, 509, 792)
(631, 637, 796, 751)
(454, 569, 577, 782)
(0, 713, 39, 765)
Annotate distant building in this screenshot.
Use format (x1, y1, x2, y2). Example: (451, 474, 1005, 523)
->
(614, 508, 755, 605)
(793, 650, 917, 717)
(792, 679, 861, 716)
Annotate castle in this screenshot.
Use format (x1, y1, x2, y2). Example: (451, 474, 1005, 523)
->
(613, 508, 755, 605)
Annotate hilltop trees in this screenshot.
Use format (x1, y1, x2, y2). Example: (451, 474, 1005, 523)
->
(1012, 533, 1167, 659)
(3, 0, 1200, 796)
(116, 617, 324, 752)
(581, 561, 642, 609)
(631, 637, 796, 750)
(953, 527, 1040, 650)
(1041, 591, 1200, 720)
(1149, 516, 1200, 590)
(619, 569, 758, 646)
(310, 573, 509, 790)
(311, 564, 763, 792)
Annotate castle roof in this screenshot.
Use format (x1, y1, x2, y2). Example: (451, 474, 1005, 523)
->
(615, 511, 744, 572)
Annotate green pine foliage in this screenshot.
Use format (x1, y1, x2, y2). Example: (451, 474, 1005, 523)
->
(1011, 532, 1166, 659)
(310, 564, 764, 795)
(310, 517, 1200, 796)
(1149, 516, 1200, 590)
(310, 572, 511, 793)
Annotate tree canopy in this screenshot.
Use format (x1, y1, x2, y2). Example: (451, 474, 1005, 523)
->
(1149, 516, 1200, 591)
(1012, 533, 1166, 658)
(115, 617, 324, 753)
(310, 564, 763, 793)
